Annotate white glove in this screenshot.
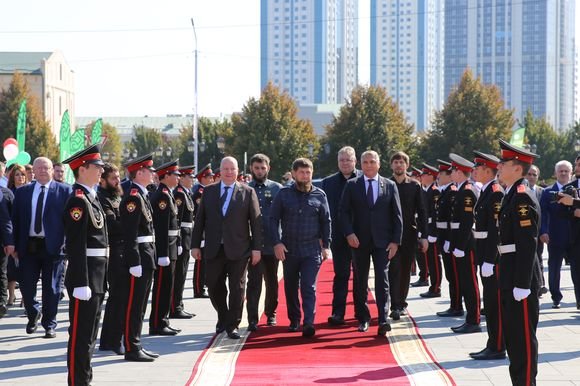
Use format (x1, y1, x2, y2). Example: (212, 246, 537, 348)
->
(452, 248, 465, 257)
(443, 241, 450, 253)
(513, 287, 531, 302)
(427, 236, 437, 243)
(481, 262, 494, 278)
(158, 257, 170, 267)
(129, 265, 143, 278)
(72, 286, 92, 301)
(178, 246, 183, 255)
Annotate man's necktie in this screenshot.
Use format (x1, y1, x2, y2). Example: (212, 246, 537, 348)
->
(221, 186, 230, 215)
(367, 179, 374, 208)
(34, 186, 45, 234)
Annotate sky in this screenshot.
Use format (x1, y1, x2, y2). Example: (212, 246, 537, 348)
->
(0, 1, 577, 119)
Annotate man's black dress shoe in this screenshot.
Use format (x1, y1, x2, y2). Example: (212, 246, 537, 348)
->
(216, 323, 226, 334)
(267, 316, 277, 326)
(142, 348, 159, 358)
(420, 291, 441, 298)
(44, 328, 56, 339)
(470, 347, 506, 360)
(227, 329, 241, 339)
(167, 325, 182, 333)
(125, 349, 155, 362)
(0, 304, 6, 319)
(377, 322, 391, 336)
(26, 312, 41, 334)
(302, 324, 315, 337)
(247, 322, 258, 332)
(436, 308, 464, 317)
(169, 310, 194, 319)
(288, 321, 300, 332)
(99, 345, 125, 355)
(552, 302, 561, 309)
(410, 279, 429, 287)
(451, 323, 482, 334)
(358, 321, 369, 332)
(149, 327, 178, 336)
(390, 310, 401, 321)
(328, 315, 346, 325)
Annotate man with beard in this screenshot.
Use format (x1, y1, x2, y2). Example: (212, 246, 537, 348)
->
(270, 158, 331, 337)
(98, 163, 127, 355)
(246, 154, 282, 331)
(192, 164, 214, 298)
(388, 152, 427, 320)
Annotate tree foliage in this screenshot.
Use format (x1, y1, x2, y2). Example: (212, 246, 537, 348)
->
(0, 72, 59, 161)
(231, 82, 318, 179)
(176, 117, 234, 169)
(421, 69, 514, 163)
(84, 121, 123, 166)
(129, 125, 163, 159)
(321, 85, 416, 175)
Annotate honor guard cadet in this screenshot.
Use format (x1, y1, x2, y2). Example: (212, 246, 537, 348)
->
(149, 160, 183, 336)
(497, 139, 541, 386)
(409, 165, 429, 285)
(448, 153, 481, 334)
(419, 163, 443, 298)
(170, 165, 196, 319)
(435, 160, 463, 317)
(120, 154, 159, 362)
(62, 144, 108, 386)
(469, 151, 506, 360)
(192, 163, 214, 298)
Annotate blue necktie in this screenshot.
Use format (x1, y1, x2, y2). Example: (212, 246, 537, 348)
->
(221, 186, 230, 215)
(367, 179, 374, 208)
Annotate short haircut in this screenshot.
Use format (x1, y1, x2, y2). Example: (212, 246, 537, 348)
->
(338, 146, 356, 159)
(390, 151, 409, 165)
(25, 164, 33, 171)
(513, 160, 531, 177)
(53, 162, 63, 168)
(292, 157, 313, 171)
(250, 153, 270, 166)
(555, 160, 573, 172)
(576, 155, 580, 162)
(528, 164, 540, 175)
(101, 163, 119, 180)
(361, 150, 380, 163)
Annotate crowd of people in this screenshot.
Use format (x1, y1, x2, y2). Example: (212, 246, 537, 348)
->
(1, 138, 578, 386)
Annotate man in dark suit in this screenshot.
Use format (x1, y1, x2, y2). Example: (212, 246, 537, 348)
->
(321, 146, 360, 326)
(539, 160, 574, 308)
(339, 150, 403, 336)
(526, 165, 547, 295)
(562, 155, 580, 309)
(9, 157, 71, 337)
(192, 156, 262, 339)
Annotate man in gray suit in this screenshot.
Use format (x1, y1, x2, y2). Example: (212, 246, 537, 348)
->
(192, 156, 262, 339)
(526, 164, 547, 294)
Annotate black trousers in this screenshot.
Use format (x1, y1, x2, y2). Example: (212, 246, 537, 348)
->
(123, 268, 153, 353)
(352, 245, 390, 324)
(149, 261, 175, 330)
(389, 238, 415, 311)
(440, 241, 462, 311)
(501, 289, 539, 386)
(205, 247, 249, 332)
(99, 246, 126, 349)
(426, 241, 442, 293)
(456, 250, 480, 325)
(67, 291, 104, 386)
(193, 249, 207, 297)
(171, 248, 191, 314)
(329, 237, 355, 319)
(416, 245, 429, 282)
(481, 266, 504, 352)
(0, 253, 7, 307)
(246, 254, 279, 323)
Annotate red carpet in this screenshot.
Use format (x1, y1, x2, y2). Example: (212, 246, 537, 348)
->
(230, 259, 410, 385)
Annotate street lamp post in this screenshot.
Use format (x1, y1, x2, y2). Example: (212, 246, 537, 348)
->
(307, 143, 314, 158)
(191, 18, 199, 173)
(575, 139, 580, 153)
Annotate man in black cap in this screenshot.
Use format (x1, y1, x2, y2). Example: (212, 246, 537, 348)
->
(192, 163, 214, 298)
(448, 153, 481, 334)
(419, 163, 443, 298)
(120, 153, 159, 362)
(170, 165, 196, 319)
(469, 151, 506, 360)
(435, 160, 463, 317)
(497, 139, 541, 385)
(149, 160, 183, 336)
(62, 144, 108, 386)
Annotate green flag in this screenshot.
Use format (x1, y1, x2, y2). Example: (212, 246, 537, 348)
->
(510, 127, 525, 147)
(59, 110, 71, 161)
(91, 118, 103, 145)
(16, 100, 26, 151)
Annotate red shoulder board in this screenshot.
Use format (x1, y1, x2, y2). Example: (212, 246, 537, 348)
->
(492, 184, 501, 193)
(130, 188, 139, 196)
(177, 187, 183, 193)
(450, 185, 457, 191)
(464, 183, 472, 190)
(75, 189, 84, 197)
(517, 185, 526, 193)
(432, 185, 438, 190)
(199, 187, 204, 194)
(163, 188, 169, 193)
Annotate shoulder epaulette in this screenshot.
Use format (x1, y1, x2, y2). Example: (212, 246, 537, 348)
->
(465, 183, 472, 190)
(162, 188, 169, 193)
(492, 184, 501, 193)
(199, 187, 204, 194)
(450, 185, 457, 191)
(75, 189, 84, 197)
(177, 187, 183, 193)
(130, 188, 139, 196)
(432, 184, 438, 190)
(517, 184, 526, 193)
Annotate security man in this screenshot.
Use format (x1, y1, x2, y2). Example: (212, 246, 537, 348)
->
(469, 151, 506, 360)
(448, 153, 481, 334)
(62, 144, 108, 386)
(149, 160, 182, 336)
(497, 139, 541, 386)
(170, 165, 196, 319)
(419, 163, 443, 298)
(192, 163, 214, 298)
(120, 153, 158, 362)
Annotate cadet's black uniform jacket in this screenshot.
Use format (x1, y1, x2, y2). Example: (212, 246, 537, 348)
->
(121, 184, 156, 270)
(174, 184, 195, 249)
(150, 183, 181, 261)
(450, 181, 478, 253)
(473, 181, 503, 265)
(424, 183, 441, 239)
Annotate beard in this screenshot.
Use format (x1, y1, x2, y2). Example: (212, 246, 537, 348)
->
(295, 180, 312, 192)
(251, 172, 268, 183)
(105, 182, 123, 197)
(394, 169, 405, 176)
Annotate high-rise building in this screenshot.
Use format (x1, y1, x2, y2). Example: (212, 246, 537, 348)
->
(260, 0, 358, 104)
(370, 0, 445, 132)
(445, 0, 575, 130)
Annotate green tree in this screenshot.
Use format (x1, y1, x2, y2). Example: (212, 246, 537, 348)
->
(231, 82, 318, 179)
(0, 72, 59, 161)
(129, 125, 163, 159)
(176, 117, 234, 169)
(84, 121, 123, 165)
(321, 85, 416, 176)
(422, 69, 514, 163)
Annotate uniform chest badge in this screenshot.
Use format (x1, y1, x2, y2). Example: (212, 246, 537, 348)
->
(264, 190, 272, 198)
(517, 205, 529, 217)
(70, 207, 83, 221)
(127, 202, 137, 213)
(176, 198, 183, 206)
(159, 200, 167, 210)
